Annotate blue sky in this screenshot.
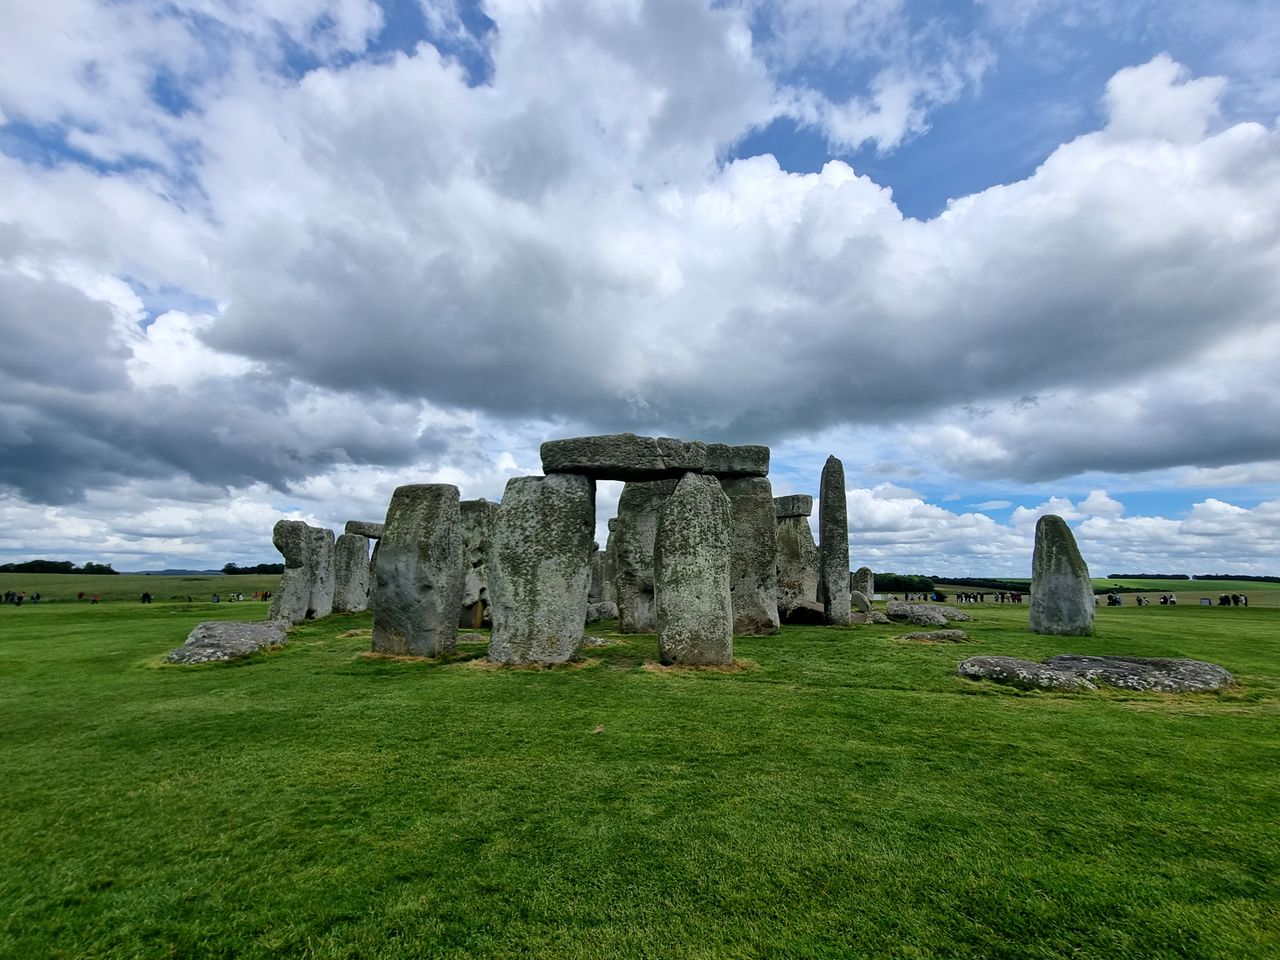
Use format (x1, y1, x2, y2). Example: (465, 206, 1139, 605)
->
(1, 0, 1278, 575)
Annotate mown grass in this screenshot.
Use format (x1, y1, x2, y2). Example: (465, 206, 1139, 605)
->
(1, 598, 1277, 959)
(0, 573, 281, 604)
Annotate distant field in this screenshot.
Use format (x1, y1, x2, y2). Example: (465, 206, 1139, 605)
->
(0, 572, 281, 604)
(936, 580, 1280, 608)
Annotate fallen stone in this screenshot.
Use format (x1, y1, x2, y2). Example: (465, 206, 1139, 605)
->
(723, 476, 780, 636)
(850, 610, 891, 625)
(935, 605, 972, 622)
(540, 433, 768, 480)
(1043, 655, 1234, 692)
(586, 601, 619, 623)
(372, 484, 464, 657)
(487, 473, 595, 665)
(332, 533, 371, 613)
(458, 499, 499, 628)
(818, 455, 851, 625)
(781, 599, 827, 625)
(166, 620, 289, 664)
(901, 629, 970, 643)
(1029, 514, 1095, 636)
(614, 478, 678, 633)
(344, 520, 385, 540)
(957, 655, 1096, 691)
(886, 600, 949, 627)
(850, 590, 871, 614)
(773, 494, 813, 518)
(654, 473, 734, 665)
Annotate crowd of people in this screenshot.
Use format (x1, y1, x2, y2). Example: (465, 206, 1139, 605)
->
(3, 590, 40, 605)
(951, 591, 1023, 604)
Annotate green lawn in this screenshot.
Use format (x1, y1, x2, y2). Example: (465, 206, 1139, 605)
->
(0, 573, 281, 604)
(2, 597, 1277, 959)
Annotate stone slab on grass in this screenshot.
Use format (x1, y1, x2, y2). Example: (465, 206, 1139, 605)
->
(166, 620, 288, 664)
(959, 654, 1233, 693)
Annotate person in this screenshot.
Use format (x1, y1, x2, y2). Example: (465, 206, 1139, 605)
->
(31, 592, 40, 604)
(1169, 593, 1177, 605)
(211, 593, 220, 603)
(91, 594, 100, 604)
(140, 591, 152, 604)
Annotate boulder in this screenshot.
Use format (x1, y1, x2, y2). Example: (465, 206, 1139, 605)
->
(722, 476, 780, 636)
(586, 601, 619, 623)
(332, 533, 371, 613)
(901, 629, 970, 643)
(487, 474, 595, 665)
(780, 599, 827, 625)
(371, 484, 464, 657)
(851, 610, 891, 625)
(850, 590, 871, 614)
(458, 499, 499, 628)
(614, 478, 678, 633)
(958, 654, 1233, 693)
(886, 600, 949, 627)
(818, 455, 851, 625)
(851, 566, 874, 600)
(268, 520, 335, 624)
(540, 433, 768, 480)
(654, 473, 734, 665)
(773, 494, 813, 518)
(935, 605, 972, 622)
(776, 515, 820, 617)
(344, 520, 385, 540)
(1029, 514, 1095, 636)
(166, 620, 289, 664)
(957, 656, 1096, 692)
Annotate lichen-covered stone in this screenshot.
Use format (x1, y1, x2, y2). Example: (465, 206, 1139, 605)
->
(601, 518, 618, 605)
(851, 566, 874, 600)
(704, 443, 770, 477)
(268, 520, 335, 624)
(332, 533, 371, 613)
(781, 599, 826, 625)
(850, 590, 871, 614)
(371, 484, 464, 657)
(957, 656, 1096, 691)
(586, 601, 619, 623)
(588, 544, 604, 603)
(818, 455, 851, 625)
(722, 476, 780, 636)
(1043, 655, 1233, 692)
(776, 515, 819, 617)
(654, 473, 734, 665)
(886, 600, 949, 627)
(901, 629, 970, 643)
(614, 478, 678, 633)
(487, 474, 595, 665)
(1029, 515, 1095, 637)
(773, 494, 814, 518)
(166, 620, 289, 664)
(540, 433, 767, 480)
(344, 520, 385, 539)
(458, 499, 499, 628)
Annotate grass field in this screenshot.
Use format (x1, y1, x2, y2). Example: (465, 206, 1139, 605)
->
(0, 573, 281, 604)
(2, 591, 1278, 958)
(931, 581, 1280, 609)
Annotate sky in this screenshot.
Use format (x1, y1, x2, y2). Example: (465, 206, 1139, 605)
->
(1, 0, 1279, 577)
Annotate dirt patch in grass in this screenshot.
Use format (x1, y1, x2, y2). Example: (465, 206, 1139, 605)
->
(337, 629, 371, 639)
(642, 659, 759, 675)
(460, 656, 600, 671)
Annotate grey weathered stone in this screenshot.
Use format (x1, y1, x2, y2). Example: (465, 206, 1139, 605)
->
(614, 478, 678, 633)
(540, 433, 768, 480)
(818, 455, 851, 626)
(773, 494, 813, 518)
(458, 499, 499, 628)
(1029, 515, 1095, 637)
(344, 520, 385, 540)
(850, 590, 871, 614)
(166, 620, 289, 664)
(722, 476, 780, 636)
(851, 610, 891, 625)
(371, 484, 464, 657)
(601, 519, 618, 605)
(268, 520, 335, 624)
(851, 566, 874, 601)
(901, 629, 970, 643)
(487, 473, 595, 665)
(935, 605, 972, 622)
(588, 544, 604, 603)
(654, 473, 734, 665)
(775, 515, 819, 617)
(886, 600, 949, 627)
(957, 656, 1096, 691)
(332, 533, 371, 613)
(586, 601, 619, 623)
(781, 599, 826, 625)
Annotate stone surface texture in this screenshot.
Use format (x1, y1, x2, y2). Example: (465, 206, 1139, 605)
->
(371, 484, 464, 657)
(886, 600, 949, 627)
(722, 476, 780, 636)
(614, 478, 678, 633)
(458, 498, 499, 628)
(268, 520, 335, 624)
(775, 515, 820, 617)
(540, 433, 767, 480)
(957, 656, 1096, 691)
(487, 473, 595, 665)
(901, 629, 970, 643)
(935, 605, 972, 622)
(586, 601, 619, 623)
(654, 473, 734, 665)
(1029, 514, 1095, 636)
(817, 455, 852, 625)
(166, 620, 289, 664)
(958, 654, 1232, 692)
(332, 533, 371, 613)
(601, 519, 618, 604)
(851, 567, 875, 600)
(850, 590, 871, 614)
(773, 494, 813, 518)
(344, 520, 385, 539)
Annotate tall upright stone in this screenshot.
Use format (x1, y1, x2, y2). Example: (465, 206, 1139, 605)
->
(1029, 515, 1095, 637)
(332, 533, 371, 613)
(818, 455, 852, 625)
(851, 566, 875, 601)
(601, 518, 619, 604)
(488, 473, 595, 665)
(372, 484, 464, 657)
(458, 498, 499, 628)
(588, 543, 604, 603)
(655, 473, 734, 665)
(722, 476, 780, 635)
(269, 520, 336, 624)
(775, 495, 819, 619)
(614, 478, 678, 633)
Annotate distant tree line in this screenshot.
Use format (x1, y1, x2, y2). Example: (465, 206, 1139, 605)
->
(876, 573, 935, 593)
(933, 576, 1029, 593)
(1107, 573, 1190, 580)
(222, 563, 285, 575)
(1192, 574, 1280, 583)
(0, 560, 118, 575)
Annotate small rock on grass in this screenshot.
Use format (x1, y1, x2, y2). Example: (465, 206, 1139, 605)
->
(901, 629, 970, 643)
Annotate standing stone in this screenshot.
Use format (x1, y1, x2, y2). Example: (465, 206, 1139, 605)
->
(488, 474, 596, 665)
(851, 566, 874, 601)
(818, 455, 852, 626)
(614, 479, 678, 633)
(371, 484, 464, 657)
(722, 476, 780, 635)
(268, 520, 336, 624)
(1029, 515, 1095, 637)
(775, 496, 819, 619)
(332, 533, 371, 613)
(655, 473, 734, 665)
(601, 518, 619, 605)
(588, 543, 604, 603)
(458, 498, 499, 628)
